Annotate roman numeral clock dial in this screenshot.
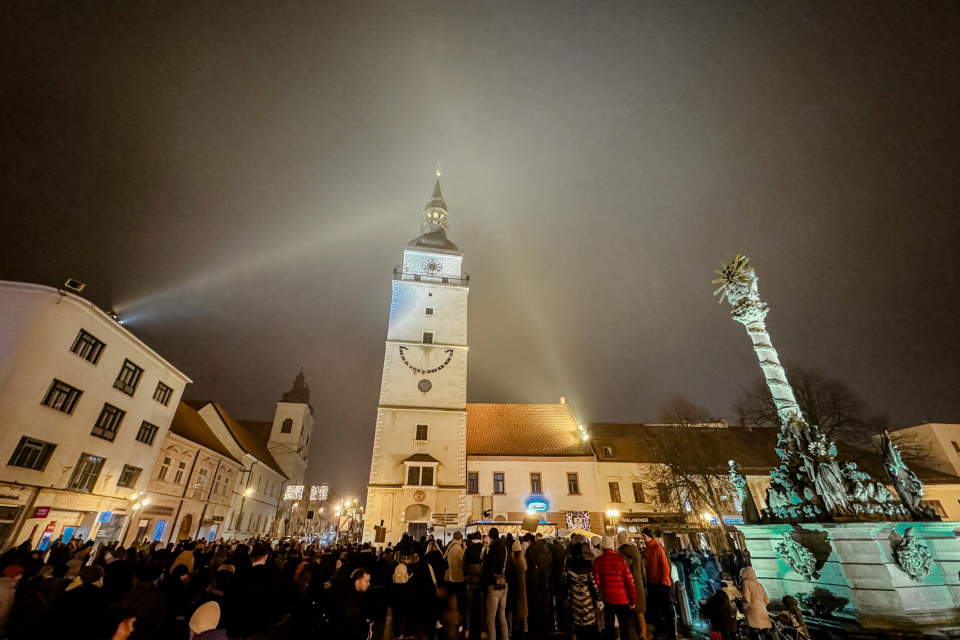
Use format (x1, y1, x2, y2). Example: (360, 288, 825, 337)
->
(398, 345, 454, 394)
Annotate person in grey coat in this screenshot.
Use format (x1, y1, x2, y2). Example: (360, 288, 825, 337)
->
(617, 531, 648, 639)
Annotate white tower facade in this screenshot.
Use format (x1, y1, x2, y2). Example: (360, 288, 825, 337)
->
(364, 179, 468, 543)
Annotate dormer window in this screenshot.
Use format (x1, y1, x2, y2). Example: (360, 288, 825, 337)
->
(602, 446, 614, 458)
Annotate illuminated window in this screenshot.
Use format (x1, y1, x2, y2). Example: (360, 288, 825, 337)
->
(422, 331, 434, 344)
(114, 360, 143, 396)
(567, 473, 580, 495)
(493, 472, 505, 494)
(70, 330, 105, 364)
(415, 424, 429, 441)
(530, 473, 542, 494)
(42, 379, 82, 414)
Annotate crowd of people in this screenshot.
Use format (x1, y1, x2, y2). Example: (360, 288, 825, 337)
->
(0, 525, 799, 640)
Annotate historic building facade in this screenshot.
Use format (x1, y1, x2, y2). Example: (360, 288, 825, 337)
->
(0, 281, 191, 550)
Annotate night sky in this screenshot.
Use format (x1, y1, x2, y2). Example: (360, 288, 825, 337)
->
(3, 2, 959, 498)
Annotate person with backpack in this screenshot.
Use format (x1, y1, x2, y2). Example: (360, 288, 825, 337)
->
(482, 528, 509, 640)
(391, 537, 420, 640)
(463, 532, 485, 639)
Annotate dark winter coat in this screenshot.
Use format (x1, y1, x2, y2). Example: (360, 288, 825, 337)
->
(593, 548, 636, 606)
(563, 556, 600, 626)
(618, 543, 647, 613)
(481, 539, 507, 589)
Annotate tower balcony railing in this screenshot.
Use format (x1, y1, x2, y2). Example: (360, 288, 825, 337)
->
(393, 267, 470, 286)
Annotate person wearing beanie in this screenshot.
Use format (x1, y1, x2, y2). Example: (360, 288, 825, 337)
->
(617, 531, 648, 640)
(52, 564, 106, 640)
(189, 601, 227, 639)
(593, 535, 635, 640)
(642, 529, 676, 640)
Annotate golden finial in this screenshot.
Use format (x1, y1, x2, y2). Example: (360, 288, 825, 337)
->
(436, 164, 442, 177)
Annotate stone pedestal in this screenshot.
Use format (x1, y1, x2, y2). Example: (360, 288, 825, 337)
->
(740, 522, 960, 634)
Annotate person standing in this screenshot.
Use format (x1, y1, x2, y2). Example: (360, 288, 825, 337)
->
(463, 532, 485, 639)
(482, 528, 509, 640)
(507, 540, 528, 635)
(616, 532, 647, 640)
(593, 536, 635, 640)
(642, 529, 675, 640)
(562, 542, 601, 640)
(444, 532, 467, 632)
(740, 567, 772, 640)
(338, 568, 373, 640)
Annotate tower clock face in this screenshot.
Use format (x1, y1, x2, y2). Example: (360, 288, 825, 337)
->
(399, 346, 454, 375)
(422, 259, 443, 275)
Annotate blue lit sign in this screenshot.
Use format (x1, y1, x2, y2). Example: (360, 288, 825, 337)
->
(525, 495, 549, 512)
(99, 512, 113, 523)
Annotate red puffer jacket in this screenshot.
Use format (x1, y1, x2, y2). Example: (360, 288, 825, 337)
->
(593, 548, 636, 606)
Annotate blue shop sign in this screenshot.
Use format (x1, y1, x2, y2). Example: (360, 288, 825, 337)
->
(525, 495, 549, 512)
(99, 512, 113, 523)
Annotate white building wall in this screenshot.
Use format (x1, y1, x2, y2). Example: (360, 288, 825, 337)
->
(0, 282, 190, 549)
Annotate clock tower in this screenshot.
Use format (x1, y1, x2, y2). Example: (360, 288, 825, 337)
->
(363, 176, 468, 543)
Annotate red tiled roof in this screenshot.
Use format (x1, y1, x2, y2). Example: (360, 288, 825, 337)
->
(169, 402, 241, 463)
(466, 403, 593, 456)
(182, 399, 287, 479)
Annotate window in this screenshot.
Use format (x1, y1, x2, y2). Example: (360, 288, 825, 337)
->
(8, 437, 56, 471)
(195, 468, 208, 489)
(42, 379, 82, 414)
(136, 421, 159, 445)
(407, 466, 435, 486)
(213, 474, 221, 496)
(602, 446, 614, 458)
(114, 359, 144, 396)
(530, 472, 542, 494)
(307, 510, 315, 520)
(153, 382, 172, 406)
(281, 418, 293, 434)
(415, 424, 429, 441)
(609, 481, 622, 503)
(117, 464, 142, 489)
(158, 457, 171, 480)
(422, 331, 434, 344)
(153, 521, 166, 541)
(633, 482, 645, 503)
(425, 307, 434, 316)
(657, 483, 672, 504)
(467, 472, 479, 494)
(174, 461, 186, 484)
(70, 329, 105, 364)
(91, 404, 125, 442)
(67, 453, 105, 493)
(493, 472, 505, 494)
(567, 473, 580, 495)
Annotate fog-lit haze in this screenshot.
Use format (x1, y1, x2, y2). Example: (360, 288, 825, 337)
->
(3, 2, 959, 497)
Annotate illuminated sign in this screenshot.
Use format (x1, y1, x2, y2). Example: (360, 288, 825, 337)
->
(99, 512, 113, 523)
(525, 495, 549, 512)
(33, 507, 51, 518)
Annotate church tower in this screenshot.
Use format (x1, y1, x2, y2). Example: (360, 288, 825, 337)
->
(363, 175, 468, 543)
(268, 369, 313, 485)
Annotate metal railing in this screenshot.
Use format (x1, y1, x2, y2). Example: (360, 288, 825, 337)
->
(392, 267, 469, 286)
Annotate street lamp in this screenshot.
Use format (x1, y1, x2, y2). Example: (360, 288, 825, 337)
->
(605, 509, 620, 533)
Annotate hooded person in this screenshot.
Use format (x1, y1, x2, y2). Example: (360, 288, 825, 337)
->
(740, 566, 771, 632)
(617, 531, 648, 640)
(189, 601, 228, 640)
(562, 541, 601, 638)
(508, 539, 528, 633)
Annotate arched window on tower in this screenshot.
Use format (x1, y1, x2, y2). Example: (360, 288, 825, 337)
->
(281, 418, 293, 434)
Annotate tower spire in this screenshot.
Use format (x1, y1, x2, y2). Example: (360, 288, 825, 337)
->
(408, 169, 458, 250)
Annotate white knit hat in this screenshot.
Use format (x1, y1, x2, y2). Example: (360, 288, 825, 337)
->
(601, 536, 615, 550)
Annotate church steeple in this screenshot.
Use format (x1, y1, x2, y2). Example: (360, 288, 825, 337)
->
(280, 367, 313, 413)
(409, 170, 458, 251)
